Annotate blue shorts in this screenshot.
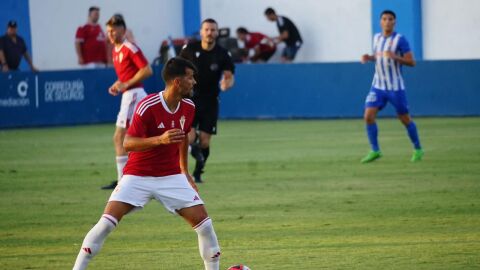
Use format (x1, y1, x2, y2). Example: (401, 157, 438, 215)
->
(282, 42, 302, 61)
(365, 87, 409, 115)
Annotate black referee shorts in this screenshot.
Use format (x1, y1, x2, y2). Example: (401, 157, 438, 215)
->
(192, 98, 219, 135)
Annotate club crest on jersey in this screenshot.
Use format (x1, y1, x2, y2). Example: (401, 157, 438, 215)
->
(195, 52, 200, 58)
(158, 122, 165, 129)
(180, 115, 186, 130)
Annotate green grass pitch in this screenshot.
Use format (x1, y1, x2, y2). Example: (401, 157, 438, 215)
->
(0, 118, 479, 269)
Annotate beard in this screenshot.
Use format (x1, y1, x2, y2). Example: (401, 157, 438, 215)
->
(182, 89, 193, 98)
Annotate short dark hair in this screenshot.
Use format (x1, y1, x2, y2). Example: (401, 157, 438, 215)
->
(162, 57, 197, 83)
(106, 14, 126, 29)
(264, 7, 276, 15)
(381, 10, 396, 19)
(236, 27, 248, 34)
(201, 18, 218, 27)
(89, 6, 100, 14)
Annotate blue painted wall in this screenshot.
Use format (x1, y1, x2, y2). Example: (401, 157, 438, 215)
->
(371, 0, 423, 60)
(0, 67, 163, 128)
(1, 61, 479, 129)
(0, 0, 33, 71)
(220, 63, 372, 119)
(183, 0, 201, 36)
(219, 61, 480, 119)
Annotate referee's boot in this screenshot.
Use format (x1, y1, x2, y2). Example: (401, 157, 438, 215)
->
(101, 180, 118, 190)
(193, 157, 205, 183)
(193, 168, 204, 183)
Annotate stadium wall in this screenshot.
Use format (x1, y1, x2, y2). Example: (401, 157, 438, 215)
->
(422, 0, 480, 60)
(1, 60, 479, 129)
(219, 60, 480, 118)
(3, 1, 480, 70)
(27, 0, 184, 71)
(200, 0, 372, 63)
(200, 0, 480, 63)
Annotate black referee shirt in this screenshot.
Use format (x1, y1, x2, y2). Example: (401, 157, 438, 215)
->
(179, 41, 235, 100)
(277, 16, 302, 47)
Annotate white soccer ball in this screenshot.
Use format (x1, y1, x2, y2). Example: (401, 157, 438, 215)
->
(227, 264, 251, 270)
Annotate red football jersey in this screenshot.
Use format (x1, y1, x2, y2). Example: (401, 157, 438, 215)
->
(112, 40, 149, 90)
(245, 32, 276, 53)
(75, 24, 107, 64)
(124, 92, 196, 177)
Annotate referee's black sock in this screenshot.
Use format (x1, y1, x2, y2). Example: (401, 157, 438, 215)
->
(201, 147, 210, 164)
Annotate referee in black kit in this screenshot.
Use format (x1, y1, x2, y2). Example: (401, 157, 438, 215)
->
(179, 18, 235, 183)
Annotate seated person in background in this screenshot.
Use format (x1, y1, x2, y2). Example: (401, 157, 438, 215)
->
(236, 27, 276, 63)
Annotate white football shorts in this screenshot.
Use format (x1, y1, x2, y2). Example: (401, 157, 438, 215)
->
(116, 87, 147, 128)
(108, 174, 204, 214)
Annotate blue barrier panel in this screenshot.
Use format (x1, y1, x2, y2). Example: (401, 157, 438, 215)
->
(405, 60, 480, 116)
(219, 63, 372, 118)
(0, 66, 164, 128)
(1, 61, 479, 128)
(219, 60, 480, 119)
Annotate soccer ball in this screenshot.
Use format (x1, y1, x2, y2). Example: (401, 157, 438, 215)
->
(227, 265, 251, 270)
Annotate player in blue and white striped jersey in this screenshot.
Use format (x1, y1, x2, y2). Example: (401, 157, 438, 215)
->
(360, 10, 423, 163)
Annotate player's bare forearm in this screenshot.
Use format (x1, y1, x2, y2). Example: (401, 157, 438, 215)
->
(0, 50, 8, 72)
(23, 52, 38, 72)
(75, 42, 84, 64)
(396, 52, 416, 67)
(125, 65, 153, 90)
(179, 136, 189, 174)
(123, 129, 185, 152)
(123, 135, 159, 152)
(385, 51, 415, 67)
(179, 136, 198, 192)
(0, 50, 7, 65)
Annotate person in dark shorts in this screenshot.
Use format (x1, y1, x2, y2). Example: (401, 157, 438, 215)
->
(179, 18, 235, 183)
(264, 7, 303, 62)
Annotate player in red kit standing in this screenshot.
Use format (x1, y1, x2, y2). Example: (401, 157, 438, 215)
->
(101, 15, 153, 190)
(75, 6, 108, 68)
(73, 57, 221, 270)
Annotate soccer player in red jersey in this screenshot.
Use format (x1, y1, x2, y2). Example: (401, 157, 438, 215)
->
(75, 6, 108, 68)
(236, 27, 276, 63)
(101, 15, 153, 190)
(73, 57, 221, 270)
